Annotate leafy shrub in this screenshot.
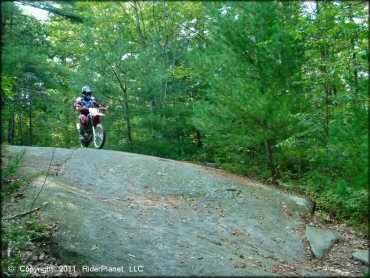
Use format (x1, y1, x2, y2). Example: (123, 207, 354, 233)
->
(1, 218, 50, 276)
(2, 150, 25, 179)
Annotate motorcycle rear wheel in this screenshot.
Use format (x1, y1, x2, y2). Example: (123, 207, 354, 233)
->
(93, 124, 106, 149)
(80, 129, 92, 148)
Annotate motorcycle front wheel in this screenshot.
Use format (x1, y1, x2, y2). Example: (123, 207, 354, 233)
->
(93, 124, 106, 149)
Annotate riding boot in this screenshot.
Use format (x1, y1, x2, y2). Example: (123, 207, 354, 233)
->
(79, 124, 85, 144)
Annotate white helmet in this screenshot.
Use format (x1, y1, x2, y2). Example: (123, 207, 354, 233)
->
(82, 85, 92, 94)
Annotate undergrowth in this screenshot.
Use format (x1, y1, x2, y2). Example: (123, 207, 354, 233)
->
(1, 218, 51, 277)
(1, 146, 52, 277)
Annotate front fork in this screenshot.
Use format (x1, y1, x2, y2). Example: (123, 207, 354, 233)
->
(77, 114, 99, 139)
(90, 115, 100, 141)
(91, 120, 96, 139)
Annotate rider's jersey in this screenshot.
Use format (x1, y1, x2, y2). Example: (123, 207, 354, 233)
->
(74, 96, 102, 115)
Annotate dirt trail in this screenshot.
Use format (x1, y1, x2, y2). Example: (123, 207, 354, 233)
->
(5, 146, 367, 276)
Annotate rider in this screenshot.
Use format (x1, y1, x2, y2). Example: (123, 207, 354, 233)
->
(74, 86, 107, 143)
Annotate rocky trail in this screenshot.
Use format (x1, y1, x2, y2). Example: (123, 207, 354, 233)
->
(3, 146, 368, 276)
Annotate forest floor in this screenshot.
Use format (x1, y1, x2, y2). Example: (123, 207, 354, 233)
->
(2, 146, 368, 277)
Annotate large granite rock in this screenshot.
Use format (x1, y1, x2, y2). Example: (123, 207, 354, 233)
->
(305, 226, 340, 260)
(7, 146, 325, 276)
(352, 249, 369, 265)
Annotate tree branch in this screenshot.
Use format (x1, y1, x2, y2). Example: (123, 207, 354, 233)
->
(25, 2, 84, 23)
(7, 207, 41, 220)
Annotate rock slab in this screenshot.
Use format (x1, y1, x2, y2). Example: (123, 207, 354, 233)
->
(306, 226, 340, 260)
(352, 249, 369, 265)
(7, 146, 324, 276)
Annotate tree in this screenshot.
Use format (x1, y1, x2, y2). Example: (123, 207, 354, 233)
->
(190, 2, 305, 180)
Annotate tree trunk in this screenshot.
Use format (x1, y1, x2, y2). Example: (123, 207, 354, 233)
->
(258, 79, 276, 181)
(195, 130, 202, 147)
(7, 117, 12, 144)
(264, 139, 277, 180)
(177, 131, 181, 157)
(249, 147, 256, 161)
(316, 0, 330, 147)
(109, 62, 133, 142)
(29, 94, 33, 145)
(122, 98, 132, 142)
(150, 100, 156, 138)
(133, 0, 145, 48)
(352, 39, 359, 97)
(347, 4, 359, 105)
(324, 86, 330, 140)
(340, 4, 360, 109)
(163, 0, 169, 49)
(160, 80, 168, 137)
(19, 113, 23, 145)
(11, 112, 15, 144)
(1, 17, 5, 37)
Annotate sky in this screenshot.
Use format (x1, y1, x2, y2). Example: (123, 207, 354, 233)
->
(16, 2, 50, 21)
(16, 1, 364, 25)
(18, 1, 317, 22)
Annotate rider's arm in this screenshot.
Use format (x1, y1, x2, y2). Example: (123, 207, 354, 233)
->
(74, 97, 86, 110)
(91, 96, 102, 108)
(92, 97, 108, 110)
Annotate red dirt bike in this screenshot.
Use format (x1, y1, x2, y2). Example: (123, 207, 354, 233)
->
(76, 107, 107, 149)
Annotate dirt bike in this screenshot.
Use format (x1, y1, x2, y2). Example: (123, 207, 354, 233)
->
(76, 107, 107, 149)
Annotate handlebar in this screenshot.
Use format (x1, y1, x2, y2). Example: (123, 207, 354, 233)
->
(77, 106, 108, 111)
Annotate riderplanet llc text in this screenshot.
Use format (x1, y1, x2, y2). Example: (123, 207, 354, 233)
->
(82, 265, 144, 273)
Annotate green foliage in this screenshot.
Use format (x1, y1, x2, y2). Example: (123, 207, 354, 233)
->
(190, 2, 305, 179)
(1, 147, 50, 276)
(1, 150, 25, 179)
(1, 218, 50, 277)
(117, 138, 200, 161)
(1, 147, 26, 203)
(304, 172, 369, 231)
(1, 180, 22, 203)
